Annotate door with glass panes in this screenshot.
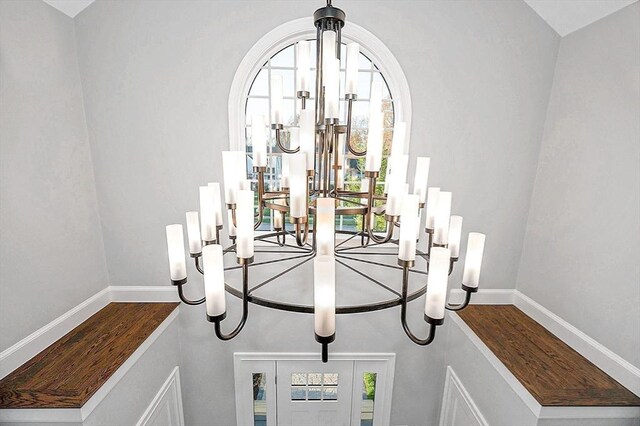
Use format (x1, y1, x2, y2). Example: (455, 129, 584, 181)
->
(276, 360, 353, 426)
(235, 355, 393, 426)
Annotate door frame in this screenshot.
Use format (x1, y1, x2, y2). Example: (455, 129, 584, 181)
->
(233, 353, 396, 426)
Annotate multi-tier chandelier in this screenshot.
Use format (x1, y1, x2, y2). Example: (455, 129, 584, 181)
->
(165, 0, 486, 362)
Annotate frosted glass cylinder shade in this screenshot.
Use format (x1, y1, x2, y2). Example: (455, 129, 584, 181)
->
(227, 210, 236, 237)
(425, 187, 440, 230)
(166, 224, 187, 281)
(236, 189, 254, 259)
(365, 82, 384, 172)
(289, 153, 307, 218)
(251, 114, 267, 167)
(281, 155, 290, 188)
(316, 197, 335, 256)
(324, 58, 340, 119)
(207, 182, 224, 227)
(185, 211, 202, 255)
(322, 30, 336, 79)
(203, 244, 226, 317)
(199, 186, 216, 242)
(365, 111, 383, 172)
(433, 191, 451, 245)
(448, 216, 463, 258)
(222, 151, 245, 205)
(399, 194, 419, 261)
(270, 75, 283, 125)
(391, 122, 406, 157)
(462, 232, 486, 288)
(314, 255, 336, 337)
(299, 109, 315, 171)
(345, 43, 359, 95)
(386, 155, 408, 216)
(296, 41, 311, 92)
(413, 157, 430, 204)
(424, 247, 450, 320)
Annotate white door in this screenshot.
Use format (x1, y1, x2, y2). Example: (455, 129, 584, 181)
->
(233, 353, 395, 426)
(276, 360, 354, 426)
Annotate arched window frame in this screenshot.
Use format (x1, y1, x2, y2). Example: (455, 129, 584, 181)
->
(228, 17, 412, 153)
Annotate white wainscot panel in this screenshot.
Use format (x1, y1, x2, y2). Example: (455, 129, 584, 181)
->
(439, 366, 488, 426)
(137, 366, 185, 426)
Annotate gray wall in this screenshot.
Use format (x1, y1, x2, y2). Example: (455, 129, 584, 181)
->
(516, 3, 640, 368)
(0, 0, 108, 352)
(73, 1, 558, 425)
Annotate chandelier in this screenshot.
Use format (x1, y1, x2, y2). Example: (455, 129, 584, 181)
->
(165, 0, 486, 362)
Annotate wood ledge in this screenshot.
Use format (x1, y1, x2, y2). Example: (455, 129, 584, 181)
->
(0, 302, 179, 409)
(457, 304, 640, 407)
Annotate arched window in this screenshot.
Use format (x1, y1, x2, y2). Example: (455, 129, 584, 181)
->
(229, 18, 412, 232)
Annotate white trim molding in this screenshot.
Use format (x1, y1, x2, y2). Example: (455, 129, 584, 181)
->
(513, 291, 640, 397)
(137, 366, 185, 426)
(449, 312, 640, 421)
(228, 17, 412, 152)
(439, 366, 488, 426)
(233, 352, 395, 426)
(109, 285, 180, 303)
(0, 287, 111, 379)
(0, 307, 180, 423)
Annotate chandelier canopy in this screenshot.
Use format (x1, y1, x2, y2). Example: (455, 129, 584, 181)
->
(165, 0, 486, 362)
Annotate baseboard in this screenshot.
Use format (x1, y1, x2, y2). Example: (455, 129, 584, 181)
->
(0, 287, 111, 380)
(449, 288, 515, 305)
(109, 285, 180, 302)
(513, 290, 640, 397)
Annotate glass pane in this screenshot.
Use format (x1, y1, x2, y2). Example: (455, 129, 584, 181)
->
(291, 386, 306, 401)
(360, 372, 377, 426)
(323, 373, 338, 385)
(308, 387, 322, 401)
(308, 373, 322, 385)
(291, 373, 307, 385)
(244, 39, 396, 233)
(250, 69, 269, 97)
(253, 373, 267, 426)
(271, 45, 294, 67)
(323, 387, 338, 400)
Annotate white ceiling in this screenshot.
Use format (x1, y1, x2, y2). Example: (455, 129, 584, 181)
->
(42, 0, 95, 18)
(41, 0, 636, 34)
(524, 0, 637, 36)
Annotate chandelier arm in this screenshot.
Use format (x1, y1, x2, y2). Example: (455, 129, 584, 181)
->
(275, 127, 300, 154)
(194, 256, 204, 275)
(335, 258, 402, 297)
(249, 253, 315, 293)
(295, 220, 310, 246)
(275, 227, 286, 246)
(230, 207, 237, 228)
(400, 265, 437, 346)
(445, 289, 473, 312)
(334, 230, 360, 249)
(448, 258, 457, 276)
(177, 283, 206, 306)
(345, 98, 367, 157)
(212, 263, 249, 341)
(425, 229, 433, 257)
(363, 174, 378, 246)
(226, 253, 313, 275)
(336, 253, 428, 276)
(367, 221, 395, 244)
